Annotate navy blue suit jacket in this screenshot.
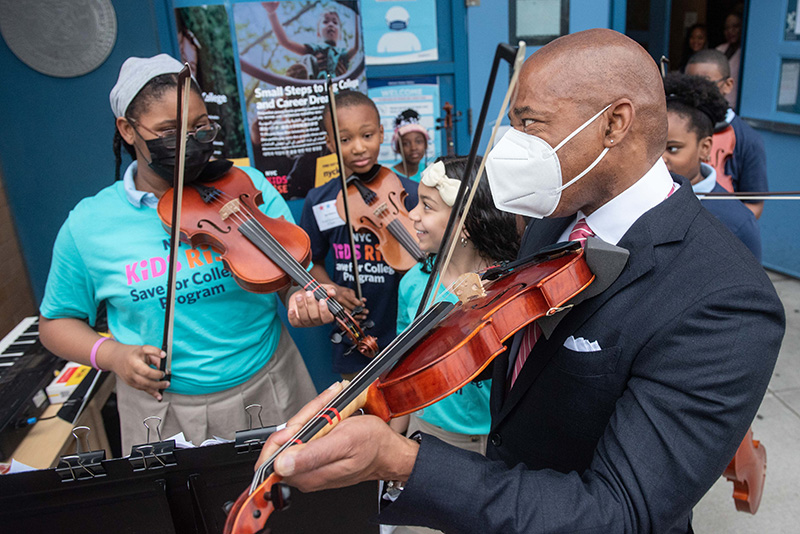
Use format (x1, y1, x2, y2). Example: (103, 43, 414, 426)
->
(379, 177, 784, 533)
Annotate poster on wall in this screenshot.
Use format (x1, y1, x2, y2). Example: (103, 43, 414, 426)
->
(175, 5, 248, 163)
(234, 1, 366, 199)
(363, 0, 438, 65)
(368, 77, 440, 172)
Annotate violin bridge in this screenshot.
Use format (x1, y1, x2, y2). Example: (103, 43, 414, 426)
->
(374, 203, 388, 217)
(451, 273, 486, 303)
(219, 199, 241, 221)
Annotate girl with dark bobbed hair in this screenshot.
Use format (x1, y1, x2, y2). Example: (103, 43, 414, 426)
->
(394, 155, 520, 469)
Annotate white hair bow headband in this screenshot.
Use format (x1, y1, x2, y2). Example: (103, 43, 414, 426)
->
(420, 161, 461, 207)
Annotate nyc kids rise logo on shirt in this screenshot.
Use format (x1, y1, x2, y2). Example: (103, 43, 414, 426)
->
(125, 239, 233, 309)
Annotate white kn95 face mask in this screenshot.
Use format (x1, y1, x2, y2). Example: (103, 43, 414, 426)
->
(485, 104, 612, 218)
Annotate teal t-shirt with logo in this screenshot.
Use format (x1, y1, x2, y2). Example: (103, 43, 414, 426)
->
(396, 263, 491, 435)
(41, 165, 294, 395)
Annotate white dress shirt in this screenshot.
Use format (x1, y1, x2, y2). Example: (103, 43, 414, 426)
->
(558, 158, 677, 246)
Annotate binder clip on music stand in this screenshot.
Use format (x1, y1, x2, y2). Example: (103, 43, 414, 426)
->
(234, 404, 279, 454)
(56, 425, 106, 482)
(128, 415, 177, 471)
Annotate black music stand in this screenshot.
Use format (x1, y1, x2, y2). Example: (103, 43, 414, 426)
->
(0, 441, 379, 534)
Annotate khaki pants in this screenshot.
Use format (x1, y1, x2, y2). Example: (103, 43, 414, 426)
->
(117, 324, 316, 453)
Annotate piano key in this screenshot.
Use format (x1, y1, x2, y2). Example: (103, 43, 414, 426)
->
(3, 343, 35, 355)
(0, 317, 38, 354)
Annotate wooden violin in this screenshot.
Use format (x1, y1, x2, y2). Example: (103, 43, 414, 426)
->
(723, 427, 767, 514)
(335, 165, 425, 273)
(436, 102, 460, 157)
(223, 243, 594, 533)
(710, 124, 736, 192)
(157, 166, 378, 358)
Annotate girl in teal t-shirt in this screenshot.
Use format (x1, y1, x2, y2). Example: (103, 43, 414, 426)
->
(397, 156, 520, 452)
(39, 55, 334, 452)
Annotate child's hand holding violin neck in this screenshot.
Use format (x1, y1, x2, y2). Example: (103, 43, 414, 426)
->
(286, 284, 338, 328)
(332, 284, 369, 318)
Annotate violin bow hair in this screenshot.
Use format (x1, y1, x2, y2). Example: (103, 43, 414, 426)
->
(415, 42, 527, 317)
(160, 64, 193, 389)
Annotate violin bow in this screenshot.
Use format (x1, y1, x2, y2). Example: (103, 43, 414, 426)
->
(696, 191, 800, 200)
(159, 64, 193, 390)
(326, 75, 364, 301)
(415, 42, 526, 317)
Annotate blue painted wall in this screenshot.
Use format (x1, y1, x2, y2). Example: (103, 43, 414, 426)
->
(0, 0, 165, 302)
(466, 0, 615, 155)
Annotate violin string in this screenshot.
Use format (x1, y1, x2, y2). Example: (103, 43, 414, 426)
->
(231, 201, 350, 318)
(386, 218, 425, 259)
(250, 304, 445, 491)
(198, 188, 314, 287)
(372, 202, 423, 258)
(250, 318, 421, 490)
(205, 192, 366, 345)
(370, 204, 422, 259)
(199, 191, 304, 280)
(357, 183, 424, 262)
(199, 189, 349, 319)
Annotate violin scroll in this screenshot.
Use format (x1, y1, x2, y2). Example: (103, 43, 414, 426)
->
(723, 427, 767, 514)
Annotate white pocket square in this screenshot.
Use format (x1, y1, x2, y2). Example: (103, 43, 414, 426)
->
(564, 335, 601, 352)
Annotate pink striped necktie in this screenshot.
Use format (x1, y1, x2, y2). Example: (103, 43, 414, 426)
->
(509, 218, 595, 388)
(508, 182, 677, 389)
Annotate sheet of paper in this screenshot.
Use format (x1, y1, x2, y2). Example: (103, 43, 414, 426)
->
(8, 459, 37, 473)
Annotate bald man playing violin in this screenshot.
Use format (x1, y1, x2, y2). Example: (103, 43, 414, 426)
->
(257, 29, 784, 533)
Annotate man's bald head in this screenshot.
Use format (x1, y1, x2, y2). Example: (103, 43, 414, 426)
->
(522, 29, 667, 163)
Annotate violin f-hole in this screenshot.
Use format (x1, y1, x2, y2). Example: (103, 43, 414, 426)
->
(358, 215, 382, 230)
(198, 219, 232, 234)
(387, 190, 403, 214)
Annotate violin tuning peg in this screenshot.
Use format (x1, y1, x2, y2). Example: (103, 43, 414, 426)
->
(222, 500, 234, 515)
(330, 331, 344, 344)
(270, 483, 292, 511)
(362, 320, 375, 330)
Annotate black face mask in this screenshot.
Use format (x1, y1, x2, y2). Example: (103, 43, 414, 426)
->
(143, 136, 214, 184)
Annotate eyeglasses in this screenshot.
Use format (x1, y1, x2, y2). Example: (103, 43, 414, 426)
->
(129, 119, 220, 150)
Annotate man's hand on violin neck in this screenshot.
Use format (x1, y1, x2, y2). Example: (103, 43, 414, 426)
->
(274, 414, 419, 492)
(285, 284, 336, 328)
(258, 382, 419, 493)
